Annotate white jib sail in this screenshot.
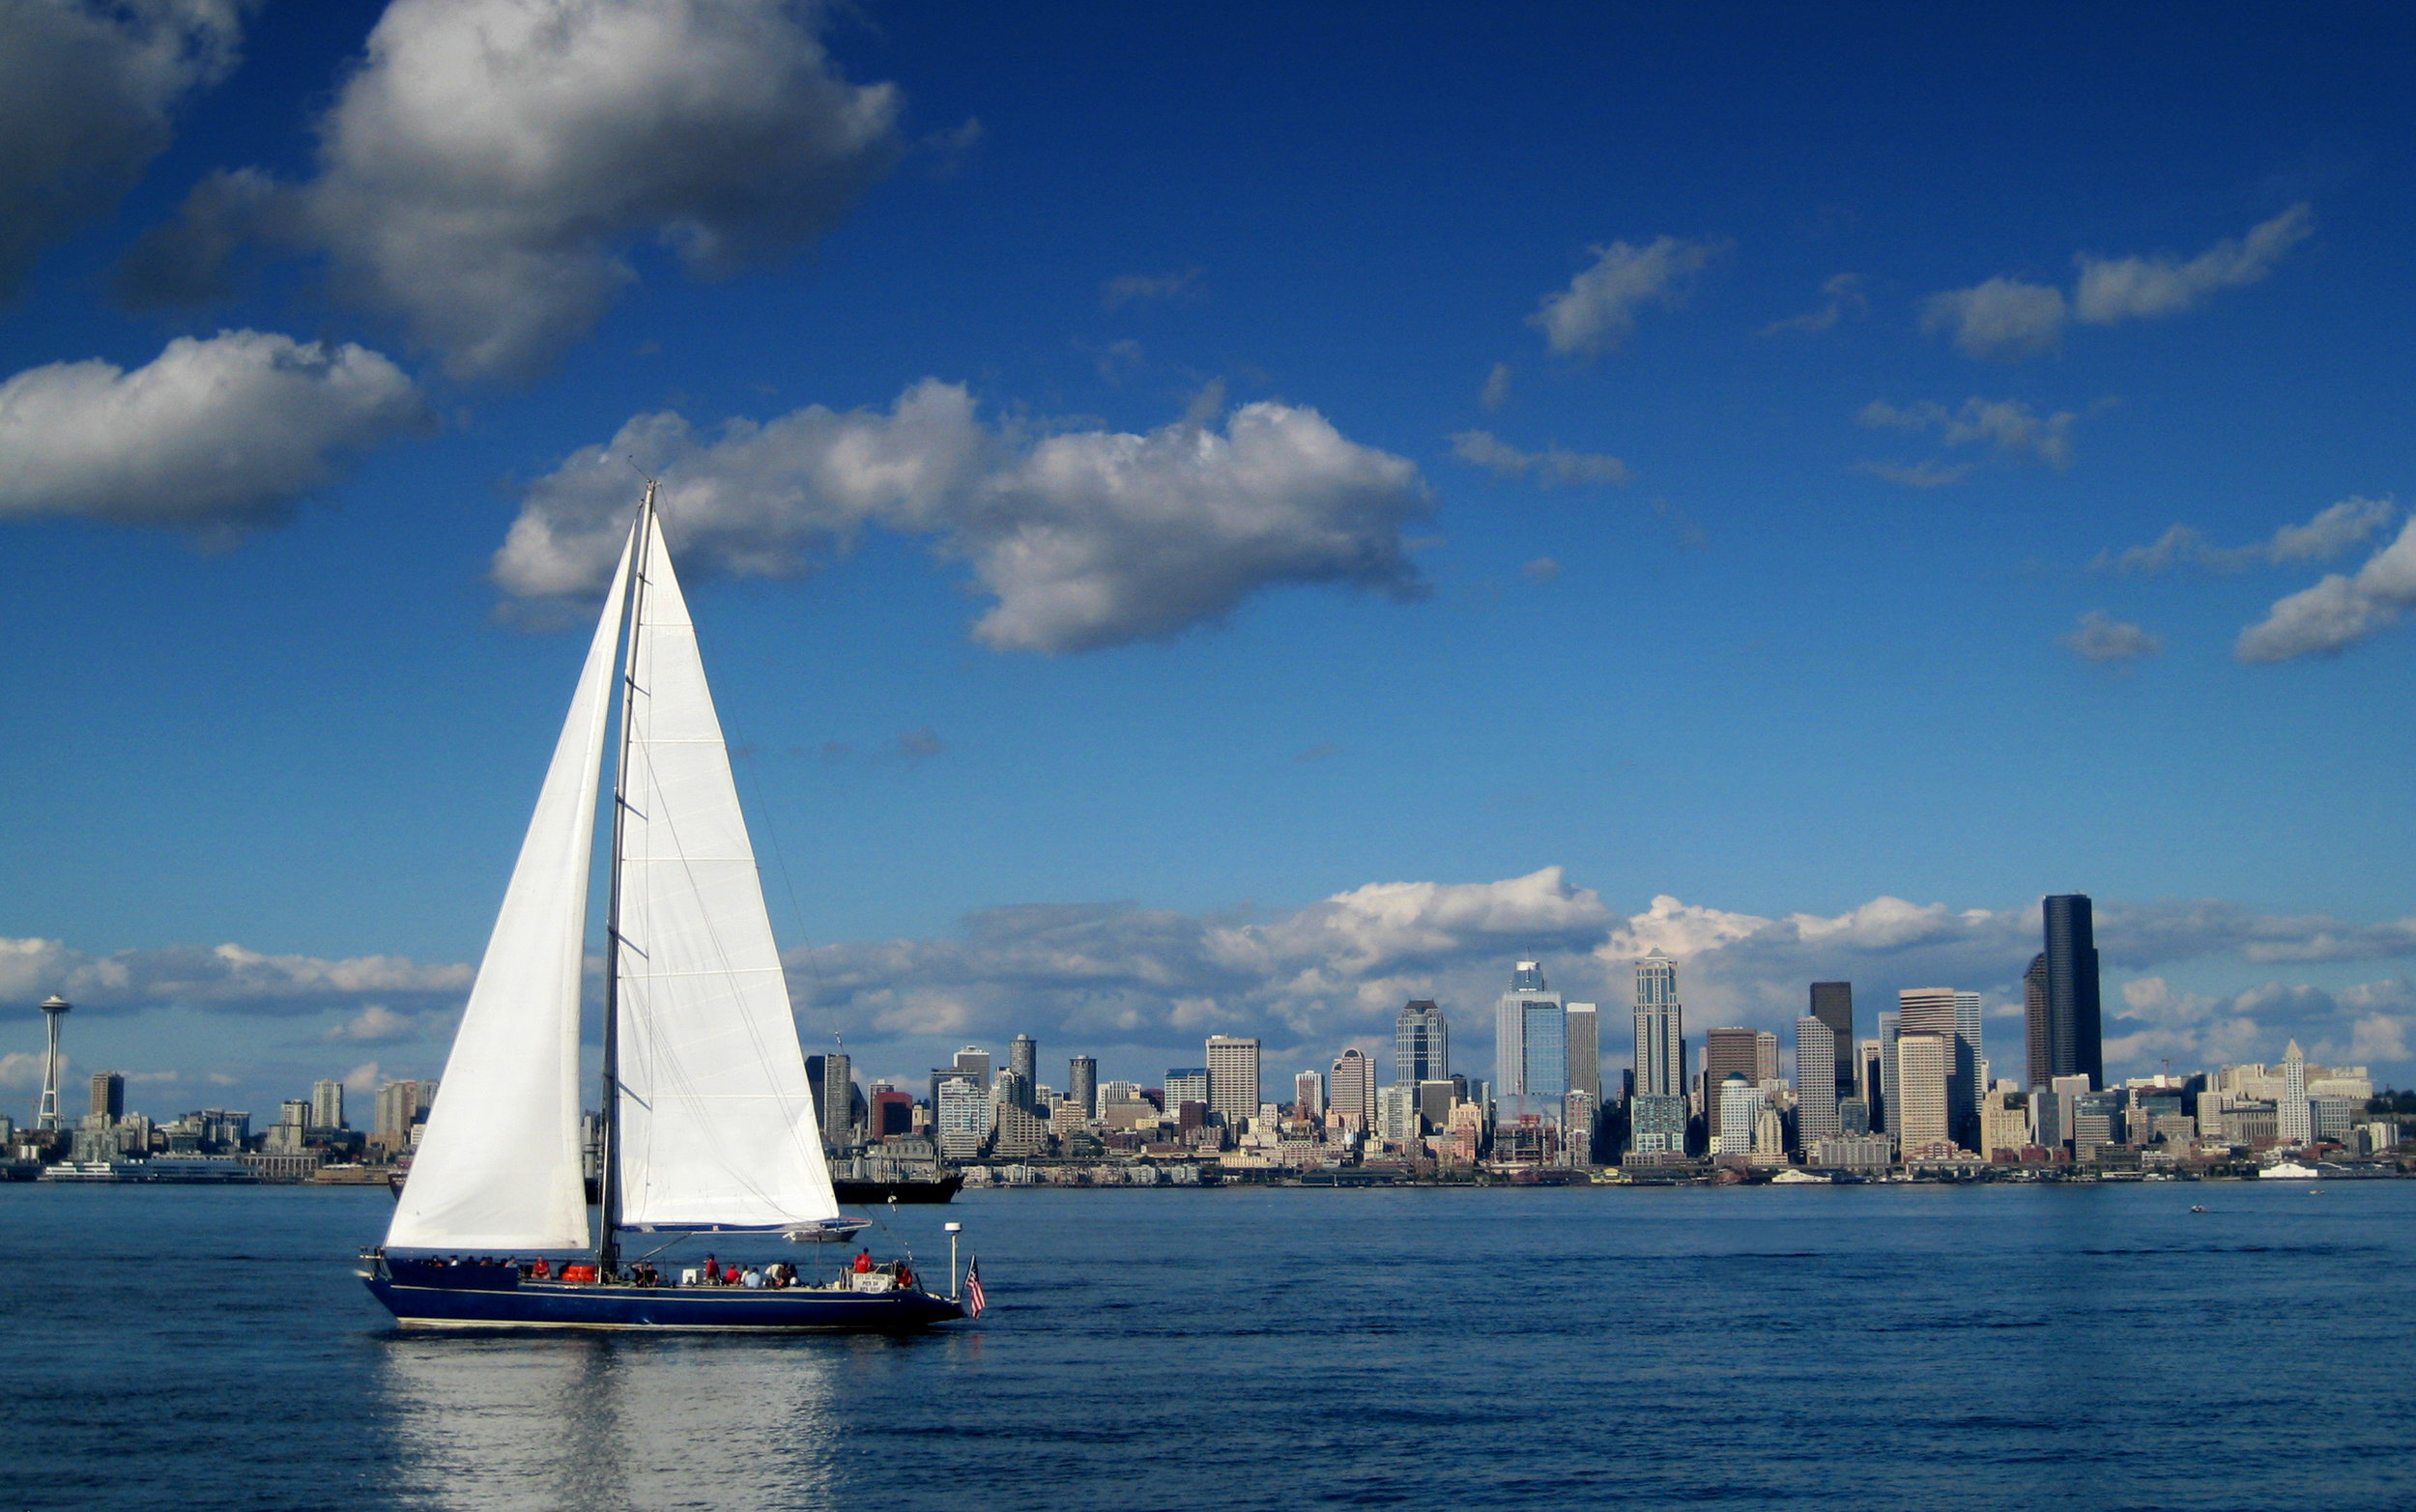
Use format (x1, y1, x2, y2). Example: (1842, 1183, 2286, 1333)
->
(388, 528, 635, 1252)
(615, 512, 839, 1230)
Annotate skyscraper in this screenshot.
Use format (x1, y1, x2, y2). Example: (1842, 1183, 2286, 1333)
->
(1895, 1034, 1951, 1155)
(1632, 951, 1684, 1098)
(1395, 1000, 1449, 1085)
(1494, 961, 1566, 1105)
(1206, 1035, 1262, 1127)
(954, 1045, 993, 1081)
(1330, 1047, 1377, 1130)
(1008, 1035, 1037, 1105)
(90, 1070, 124, 1121)
(1702, 1028, 1763, 1146)
(2021, 953, 2051, 1090)
(1898, 988, 1974, 1146)
(2278, 1039, 2313, 1145)
(1067, 1055, 1097, 1119)
(1809, 983, 1855, 1098)
(1714, 1075, 1762, 1156)
(1754, 1030, 1778, 1084)
(1795, 1016, 1839, 1149)
(1954, 991, 1985, 1121)
(1878, 1010, 1899, 1133)
(1165, 1068, 1211, 1110)
(1565, 1004, 1600, 1099)
(311, 1077, 344, 1131)
(1295, 1070, 1326, 1118)
(2043, 895, 2104, 1088)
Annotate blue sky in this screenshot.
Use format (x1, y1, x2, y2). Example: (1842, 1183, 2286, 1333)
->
(4, 1, 2414, 1115)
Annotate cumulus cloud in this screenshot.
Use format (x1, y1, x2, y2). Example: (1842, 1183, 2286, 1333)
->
(324, 1004, 429, 1042)
(2096, 498, 2396, 576)
(2075, 204, 2314, 324)
(0, 329, 427, 533)
(2237, 516, 2416, 663)
(2060, 610, 2162, 663)
(1100, 268, 1202, 313)
(1855, 396, 2079, 483)
(0, 0, 247, 298)
(1479, 363, 1512, 414)
(1920, 277, 2068, 359)
(497, 379, 1433, 653)
(1449, 430, 1629, 488)
(0, 935, 472, 1017)
(122, 0, 903, 380)
(1761, 271, 1866, 336)
(1529, 235, 1724, 357)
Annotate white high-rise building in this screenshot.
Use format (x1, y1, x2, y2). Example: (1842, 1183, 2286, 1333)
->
(1206, 1036, 1262, 1127)
(1794, 1016, 1839, 1151)
(2278, 1040, 2313, 1145)
(1632, 951, 1685, 1099)
(1566, 1004, 1601, 1100)
(936, 1077, 992, 1159)
(1714, 1076, 1763, 1155)
(1896, 1034, 1952, 1156)
(1374, 1083, 1421, 1142)
(1495, 961, 1566, 1107)
(310, 1078, 344, 1131)
(1329, 1048, 1377, 1131)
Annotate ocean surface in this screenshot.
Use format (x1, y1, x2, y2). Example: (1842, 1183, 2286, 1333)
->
(3, 1179, 2410, 1511)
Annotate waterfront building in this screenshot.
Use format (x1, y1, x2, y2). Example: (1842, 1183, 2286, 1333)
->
(1295, 1070, 1326, 1120)
(2042, 895, 2105, 1088)
(1816, 1133, 1895, 1171)
(1629, 1094, 1687, 1155)
(1394, 1000, 1449, 1085)
(2022, 953, 2051, 1089)
(936, 1077, 993, 1158)
(1494, 961, 1567, 1109)
(1632, 951, 1684, 1099)
(2278, 1041, 2313, 1145)
(1566, 1004, 1600, 1100)
(1980, 1084, 2028, 1159)
(2313, 1095, 2357, 1144)
(1329, 1048, 1377, 1131)
(1713, 1074, 1762, 1156)
(1563, 1089, 1597, 1165)
(2072, 1089, 2124, 1158)
(1794, 1017, 1839, 1150)
(1808, 983, 1855, 1100)
(90, 1071, 124, 1122)
(1008, 1035, 1037, 1106)
(1067, 1056, 1098, 1119)
(1894, 1034, 1951, 1156)
(1165, 1068, 1211, 1113)
(1702, 1028, 1763, 1147)
(310, 1078, 344, 1131)
(1206, 1036, 1262, 1127)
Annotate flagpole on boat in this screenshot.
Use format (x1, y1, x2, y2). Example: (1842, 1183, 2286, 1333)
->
(595, 480, 655, 1278)
(945, 1221, 961, 1300)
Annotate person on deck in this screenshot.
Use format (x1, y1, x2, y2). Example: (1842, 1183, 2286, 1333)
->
(851, 1249, 873, 1273)
(532, 1257, 551, 1280)
(704, 1256, 722, 1285)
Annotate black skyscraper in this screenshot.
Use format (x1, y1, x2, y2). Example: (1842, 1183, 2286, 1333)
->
(2042, 895, 2103, 1088)
(1808, 983, 1855, 1098)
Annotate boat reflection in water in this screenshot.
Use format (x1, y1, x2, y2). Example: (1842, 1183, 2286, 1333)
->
(376, 1331, 884, 1508)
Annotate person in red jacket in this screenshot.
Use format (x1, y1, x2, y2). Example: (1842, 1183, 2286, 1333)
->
(851, 1248, 874, 1274)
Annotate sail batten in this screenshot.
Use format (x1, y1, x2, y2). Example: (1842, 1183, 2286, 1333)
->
(386, 530, 635, 1252)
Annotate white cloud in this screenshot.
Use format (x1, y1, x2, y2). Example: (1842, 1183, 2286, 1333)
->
(1449, 430, 1629, 487)
(1520, 556, 1559, 583)
(2061, 610, 2162, 663)
(1856, 395, 2079, 480)
(499, 380, 1433, 653)
(1101, 268, 1202, 313)
(1761, 271, 1866, 336)
(0, 329, 426, 532)
(0, 0, 246, 297)
(325, 1004, 426, 1043)
(125, 0, 902, 380)
(0, 935, 472, 1017)
(1528, 235, 1724, 357)
(2096, 497, 2395, 575)
(2237, 516, 2416, 662)
(1856, 460, 1971, 489)
(343, 1061, 384, 1093)
(1920, 277, 2068, 358)
(0, 1049, 59, 1091)
(2075, 204, 2313, 324)
(1479, 363, 1512, 414)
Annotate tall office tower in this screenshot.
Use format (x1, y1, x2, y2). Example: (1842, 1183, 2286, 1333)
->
(1754, 1031, 1779, 1084)
(1563, 1089, 1598, 1165)
(1632, 951, 1685, 1098)
(1067, 1056, 1098, 1119)
(311, 1078, 344, 1131)
(1953, 991, 1985, 1120)
(1877, 1011, 1900, 1133)
(2043, 895, 2105, 1088)
(1206, 1036, 1262, 1127)
(1008, 1035, 1037, 1106)
(1895, 1034, 1951, 1155)
(373, 1080, 421, 1145)
(953, 1045, 993, 1082)
(1495, 962, 1567, 1106)
(1165, 1068, 1211, 1110)
(2022, 953, 2051, 1089)
(1565, 1004, 1600, 1100)
(820, 1051, 854, 1148)
(90, 1070, 124, 1121)
(1898, 988, 1974, 1145)
(1702, 1028, 1763, 1147)
(1809, 983, 1855, 1098)
(1858, 1038, 1883, 1109)
(1295, 1070, 1326, 1118)
(1795, 1017, 1839, 1149)
(1713, 1075, 1762, 1155)
(1330, 1048, 1377, 1129)
(1394, 1000, 1450, 1085)
(1417, 1079, 1457, 1128)
(2278, 1040, 2313, 1145)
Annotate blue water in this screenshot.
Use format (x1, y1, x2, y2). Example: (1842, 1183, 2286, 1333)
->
(3, 1180, 2410, 1510)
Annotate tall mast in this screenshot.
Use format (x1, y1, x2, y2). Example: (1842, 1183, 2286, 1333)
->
(596, 481, 655, 1274)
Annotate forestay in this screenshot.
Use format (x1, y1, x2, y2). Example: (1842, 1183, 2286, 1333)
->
(614, 512, 839, 1230)
(388, 530, 634, 1251)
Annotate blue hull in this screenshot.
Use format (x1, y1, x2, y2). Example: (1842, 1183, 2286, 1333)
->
(362, 1271, 964, 1332)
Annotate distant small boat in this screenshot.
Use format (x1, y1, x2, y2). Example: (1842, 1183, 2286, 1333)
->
(2259, 1160, 2320, 1180)
(2189, 1204, 2208, 1212)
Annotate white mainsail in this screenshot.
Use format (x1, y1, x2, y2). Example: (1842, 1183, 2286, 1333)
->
(388, 530, 634, 1252)
(614, 510, 839, 1231)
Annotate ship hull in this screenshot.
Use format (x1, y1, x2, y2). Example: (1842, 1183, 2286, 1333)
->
(362, 1267, 964, 1332)
(833, 1174, 964, 1204)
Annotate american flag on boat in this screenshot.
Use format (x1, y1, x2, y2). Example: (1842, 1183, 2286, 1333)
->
(964, 1257, 985, 1319)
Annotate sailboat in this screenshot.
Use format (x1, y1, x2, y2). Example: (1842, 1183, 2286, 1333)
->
(361, 485, 965, 1330)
